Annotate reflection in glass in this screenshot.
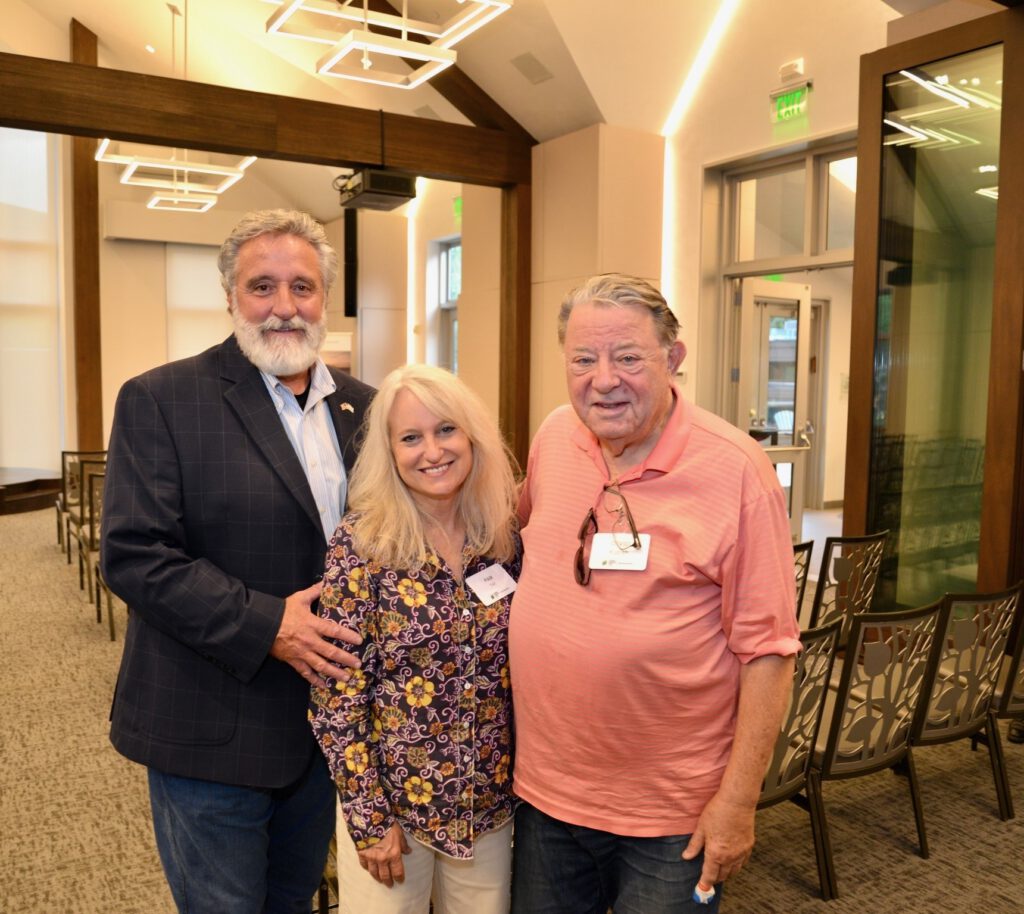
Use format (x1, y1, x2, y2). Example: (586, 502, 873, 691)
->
(736, 165, 806, 261)
(868, 45, 1002, 608)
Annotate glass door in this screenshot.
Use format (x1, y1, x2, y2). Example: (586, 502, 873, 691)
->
(736, 278, 812, 538)
(847, 9, 1024, 607)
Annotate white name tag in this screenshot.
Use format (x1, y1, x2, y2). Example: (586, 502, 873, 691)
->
(465, 563, 518, 606)
(588, 533, 651, 572)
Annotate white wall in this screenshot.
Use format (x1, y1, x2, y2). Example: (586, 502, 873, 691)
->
(2, 0, 67, 59)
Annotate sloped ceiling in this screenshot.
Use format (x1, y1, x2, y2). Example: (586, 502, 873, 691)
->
(11, 0, 709, 140)
(6, 0, 976, 221)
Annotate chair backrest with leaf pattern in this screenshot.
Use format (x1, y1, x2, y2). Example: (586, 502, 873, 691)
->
(809, 531, 888, 637)
(760, 620, 841, 808)
(817, 601, 943, 780)
(914, 584, 1020, 746)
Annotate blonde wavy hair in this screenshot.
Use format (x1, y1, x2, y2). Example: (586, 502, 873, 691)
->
(347, 364, 518, 570)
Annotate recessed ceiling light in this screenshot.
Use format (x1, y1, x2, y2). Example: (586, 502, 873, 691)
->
(145, 44, 156, 54)
(977, 164, 998, 174)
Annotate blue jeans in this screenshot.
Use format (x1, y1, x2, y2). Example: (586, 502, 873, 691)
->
(148, 752, 335, 914)
(510, 802, 720, 914)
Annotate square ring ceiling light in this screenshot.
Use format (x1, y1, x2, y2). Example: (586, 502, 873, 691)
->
(265, 0, 512, 90)
(146, 191, 220, 213)
(95, 140, 258, 211)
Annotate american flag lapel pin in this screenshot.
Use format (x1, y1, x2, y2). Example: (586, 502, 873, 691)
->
(340, 402, 355, 413)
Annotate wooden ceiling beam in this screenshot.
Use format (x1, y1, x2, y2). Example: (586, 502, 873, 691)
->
(0, 52, 531, 186)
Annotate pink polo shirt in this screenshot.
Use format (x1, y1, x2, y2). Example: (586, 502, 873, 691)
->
(509, 391, 800, 836)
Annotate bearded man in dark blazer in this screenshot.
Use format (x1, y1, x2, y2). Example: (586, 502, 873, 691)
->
(101, 209, 373, 914)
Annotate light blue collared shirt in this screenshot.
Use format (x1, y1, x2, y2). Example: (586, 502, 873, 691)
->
(259, 359, 346, 541)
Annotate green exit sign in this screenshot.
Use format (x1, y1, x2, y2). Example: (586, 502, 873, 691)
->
(771, 82, 810, 123)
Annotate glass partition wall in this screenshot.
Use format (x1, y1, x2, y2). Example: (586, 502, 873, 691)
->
(848, 11, 1024, 608)
(870, 45, 1002, 608)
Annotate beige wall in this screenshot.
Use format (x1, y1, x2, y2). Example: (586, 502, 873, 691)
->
(529, 123, 665, 435)
(355, 208, 408, 390)
(459, 184, 502, 423)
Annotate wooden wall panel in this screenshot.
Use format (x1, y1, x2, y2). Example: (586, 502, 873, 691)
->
(70, 21, 102, 450)
(986, 10, 1024, 589)
(500, 183, 532, 468)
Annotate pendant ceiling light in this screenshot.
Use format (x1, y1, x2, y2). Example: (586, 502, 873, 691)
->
(265, 0, 512, 90)
(95, 2, 258, 211)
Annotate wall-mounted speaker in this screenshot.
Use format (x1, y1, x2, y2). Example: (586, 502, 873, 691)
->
(343, 208, 358, 318)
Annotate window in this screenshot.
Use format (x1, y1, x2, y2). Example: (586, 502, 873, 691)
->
(165, 243, 232, 361)
(735, 164, 806, 261)
(438, 238, 460, 373)
(825, 156, 857, 251)
(726, 144, 856, 270)
(0, 128, 61, 469)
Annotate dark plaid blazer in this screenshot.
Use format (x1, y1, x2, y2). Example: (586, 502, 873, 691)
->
(101, 335, 374, 788)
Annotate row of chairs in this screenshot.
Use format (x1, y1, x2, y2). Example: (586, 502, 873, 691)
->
(762, 582, 1024, 900)
(54, 449, 120, 640)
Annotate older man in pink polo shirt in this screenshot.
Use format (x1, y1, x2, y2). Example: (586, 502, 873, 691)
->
(509, 273, 800, 914)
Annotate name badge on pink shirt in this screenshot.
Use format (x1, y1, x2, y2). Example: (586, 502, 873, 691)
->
(589, 533, 651, 571)
(465, 564, 517, 605)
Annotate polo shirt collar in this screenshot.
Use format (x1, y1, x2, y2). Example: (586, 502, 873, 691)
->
(570, 385, 692, 482)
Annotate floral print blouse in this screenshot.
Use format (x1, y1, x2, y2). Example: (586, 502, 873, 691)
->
(309, 516, 521, 859)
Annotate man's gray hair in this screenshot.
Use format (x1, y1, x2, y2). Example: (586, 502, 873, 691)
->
(218, 209, 338, 298)
(557, 273, 680, 349)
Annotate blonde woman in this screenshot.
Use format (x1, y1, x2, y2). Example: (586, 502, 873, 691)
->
(310, 364, 520, 914)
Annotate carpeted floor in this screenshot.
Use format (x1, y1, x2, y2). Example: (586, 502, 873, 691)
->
(1, 508, 1022, 913)
(0, 509, 175, 912)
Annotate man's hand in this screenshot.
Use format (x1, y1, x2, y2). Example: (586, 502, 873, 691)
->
(269, 581, 363, 687)
(681, 791, 755, 887)
(357, 824, 411, 887)
(682, 653, 793, 888)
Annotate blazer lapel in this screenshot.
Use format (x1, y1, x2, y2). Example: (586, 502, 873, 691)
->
(218, 337, 324, 537)
(326, 379, 363, 474)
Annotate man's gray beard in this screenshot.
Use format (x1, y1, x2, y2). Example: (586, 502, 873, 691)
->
(231, 308, 327, 378)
